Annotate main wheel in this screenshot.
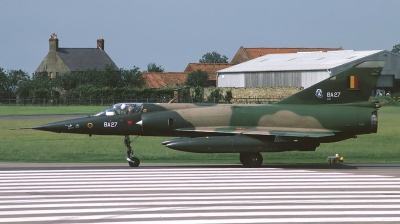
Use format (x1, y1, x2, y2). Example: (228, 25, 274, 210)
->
(239, 153, 248, 165)
(242, 152, 263, 168)
(128, 157, 140, 167)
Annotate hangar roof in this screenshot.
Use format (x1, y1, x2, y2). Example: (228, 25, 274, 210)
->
(218, 50, 384, 73)
(230, 46, 343, 64)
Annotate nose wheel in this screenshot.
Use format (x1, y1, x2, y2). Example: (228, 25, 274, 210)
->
(125, 135, 140, 167)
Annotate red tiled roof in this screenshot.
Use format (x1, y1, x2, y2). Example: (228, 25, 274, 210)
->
(184, 63, 234, 80)
(142, 72, 188, 88)
(231, 46, 343, 64)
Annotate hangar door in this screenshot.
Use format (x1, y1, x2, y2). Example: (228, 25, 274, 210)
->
(244, 71, 302, 87)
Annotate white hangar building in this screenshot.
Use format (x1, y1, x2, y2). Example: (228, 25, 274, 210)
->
(217, 50, 400, 90)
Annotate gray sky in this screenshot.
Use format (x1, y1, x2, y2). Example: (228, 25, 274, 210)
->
(1, 0, 399, 75)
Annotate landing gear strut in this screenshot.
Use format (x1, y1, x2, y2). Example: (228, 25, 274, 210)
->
(239, 152, 263, 168)
(125, 135, 140, 167)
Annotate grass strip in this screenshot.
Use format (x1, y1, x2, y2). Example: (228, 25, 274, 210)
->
(0, 107, 399, 164)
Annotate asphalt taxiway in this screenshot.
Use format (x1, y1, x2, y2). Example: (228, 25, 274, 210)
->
(1, 163, 400, 223)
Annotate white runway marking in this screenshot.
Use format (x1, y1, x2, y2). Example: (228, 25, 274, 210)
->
(0, 166, 399, 223)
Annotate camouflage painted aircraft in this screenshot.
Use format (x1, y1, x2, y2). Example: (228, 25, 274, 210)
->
(32, 61, 385, 167)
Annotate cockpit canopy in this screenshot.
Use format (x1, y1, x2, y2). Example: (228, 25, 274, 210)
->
(94, 103, 144, 116)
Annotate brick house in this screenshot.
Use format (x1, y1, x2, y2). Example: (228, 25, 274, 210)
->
(141, 72, 188, 88)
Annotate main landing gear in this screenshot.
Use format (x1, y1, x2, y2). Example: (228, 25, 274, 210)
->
(239, 152, 263, 168)
(125, 135, 140, 167)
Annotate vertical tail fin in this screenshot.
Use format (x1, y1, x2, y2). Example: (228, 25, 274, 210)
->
(276, 61, 385, 105)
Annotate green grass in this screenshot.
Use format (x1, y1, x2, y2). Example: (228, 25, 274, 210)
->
(0, 105, 106, 116)
(0, 106, 399, 164)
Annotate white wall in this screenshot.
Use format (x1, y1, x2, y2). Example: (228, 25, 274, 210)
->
(217, 73, 245, 87)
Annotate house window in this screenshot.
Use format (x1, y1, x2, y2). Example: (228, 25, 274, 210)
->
(50, 72, 55, 79)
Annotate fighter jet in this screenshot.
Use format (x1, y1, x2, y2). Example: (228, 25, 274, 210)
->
(32, 61, 385, 167)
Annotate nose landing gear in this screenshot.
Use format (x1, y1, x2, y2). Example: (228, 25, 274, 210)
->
(125, 135, 140, 167)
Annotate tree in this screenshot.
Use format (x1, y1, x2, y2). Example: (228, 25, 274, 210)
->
(52, 71, 82, 91)
(17, 78, 32, 99)
(7, 69, 30, 95)
(184, 69, 210, 87)
(192, 86, 204, 102)
(53, 65, 129, 90)
(207, 88, 223, 103)
(28, 72, 52, 99)
(199, 51, 229, 63)
(0, 68, 30, 98)
(146, 63, 164, 72)
(392, 43, 400, 54)
(82, 65, 121, 88)
(120, 67, 145, 87)
(224, 89, 233, 103)
(0, 68, 9, 98)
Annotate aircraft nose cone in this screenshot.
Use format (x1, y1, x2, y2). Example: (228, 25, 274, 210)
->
(32, 117, 86, 133)
(32, 121, 68, 133)
(32, 124, 49, 131)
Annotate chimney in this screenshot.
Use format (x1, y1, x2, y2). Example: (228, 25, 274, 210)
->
(97, 39, 104, 50)
(49, 33, 58, 52)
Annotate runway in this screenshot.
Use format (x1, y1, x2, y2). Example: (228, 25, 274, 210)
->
(1, 163, 400, 223)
